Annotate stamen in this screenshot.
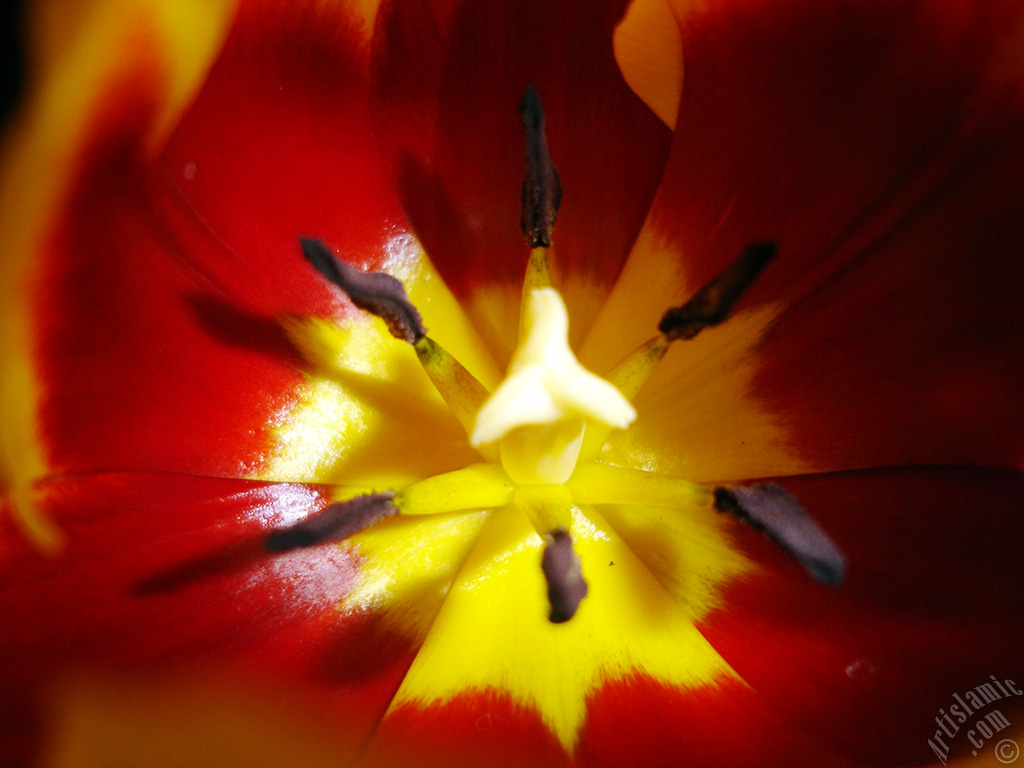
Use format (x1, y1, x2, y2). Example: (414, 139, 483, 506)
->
(541, 529, 588, 623)
(519, 85, 562, 249)
(518, 87, 557, 338)
(582, 241, 778, 462)
(394, 464, 514, 516)
(513, 483, 573, 536)
(713, 483, 846, 585)
(659, 242, 776, 341)
(605, 335, 670, 401)
(413, 337, 492, 438)
(299, 237, 496, 451)
(266, 491, 397, 551)
(524, 246, 553, 293)
(520, 246, 554, 341)
(300, 238, 427, 344)
(568, 462, 710, 508)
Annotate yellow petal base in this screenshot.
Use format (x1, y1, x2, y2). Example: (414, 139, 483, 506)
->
(267, 244, 757, 752)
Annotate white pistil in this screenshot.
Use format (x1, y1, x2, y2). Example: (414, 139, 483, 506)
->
(471, 288, 635, 485)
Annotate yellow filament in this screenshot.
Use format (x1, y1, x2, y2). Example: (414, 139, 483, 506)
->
(394, 464, 514, 516)
(606, 334, 671, 400)
(512, 483, 574, 534)
(568, 462, 711, 509)
(517, 246, 554, 346)
(526, 247, 553, 291)
(414, 336, 492, 441)
(579, 334, 669, 461)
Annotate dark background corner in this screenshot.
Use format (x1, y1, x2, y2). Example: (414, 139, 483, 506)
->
(1, 0, 28, 131)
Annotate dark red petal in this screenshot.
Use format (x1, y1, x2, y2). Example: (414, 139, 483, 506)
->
(582, 675, 863, 768)
(698, 466, 1024, 765)
(32, 1, 412, 478)
(638, 0, 1024, 470)
(370, 0, 672, 357)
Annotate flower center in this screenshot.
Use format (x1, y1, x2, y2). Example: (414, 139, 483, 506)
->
(267, 87, 846, 624)
(474, 286, 635, 485)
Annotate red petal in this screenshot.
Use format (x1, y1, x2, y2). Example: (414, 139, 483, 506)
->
(159, 0, 406, 276)
(360, 693, 571, 768)
(582, 675, 863, 768)
(0, 472, 419, 760)
(698, 466, 1024, 764)
(335, 680, 870, 768)
(634, 0, 1024, 470)
(28, 1, 413, 479)
(370, 0, 672, 356)
(0, 473, 348, 664)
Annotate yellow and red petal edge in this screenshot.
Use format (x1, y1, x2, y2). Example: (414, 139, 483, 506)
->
(596, 0, 1024, 477)
(1, 0, 1024, 767)
(369, 0, 673, 360)
(0, 0, 239, 546)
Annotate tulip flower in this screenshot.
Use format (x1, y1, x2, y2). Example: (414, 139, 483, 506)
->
(2, 0, 1023, 766)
